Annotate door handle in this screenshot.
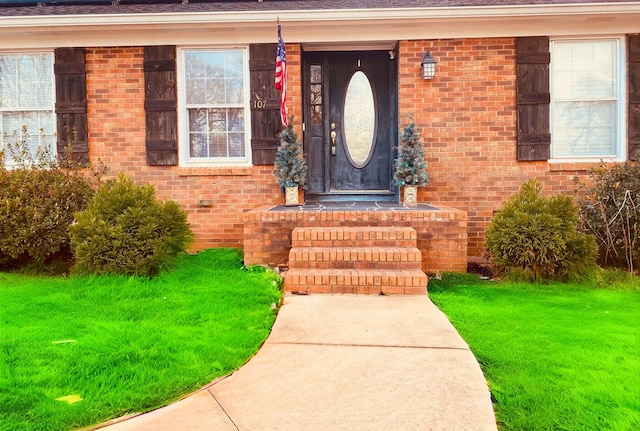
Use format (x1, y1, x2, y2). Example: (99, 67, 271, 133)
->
(330, 131, 337, 156)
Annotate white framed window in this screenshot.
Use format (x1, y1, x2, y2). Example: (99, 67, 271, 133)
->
(550, 37, 626, 161)
(0, 51, 56, 166)
(178, 47, 251, 166)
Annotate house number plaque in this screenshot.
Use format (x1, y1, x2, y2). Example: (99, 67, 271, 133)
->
(253, 94, 268, 109)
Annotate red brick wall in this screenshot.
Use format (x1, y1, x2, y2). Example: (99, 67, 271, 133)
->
(399, 38, 594, 258)
(85, 46, 295, 250)
(84, 41, 596, 261)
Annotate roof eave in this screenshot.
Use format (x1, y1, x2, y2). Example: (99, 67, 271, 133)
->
(1, 3, 639, 49)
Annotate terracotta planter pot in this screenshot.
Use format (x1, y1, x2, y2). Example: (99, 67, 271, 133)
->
(285, 186, 300, 206)
(403, 185, 418, 206)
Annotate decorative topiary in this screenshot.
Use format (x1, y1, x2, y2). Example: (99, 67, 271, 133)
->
(394, 120, 428, 187)
(485, 178, 597, 281)
(274, 122, 307, 189)
(70, 173, 193, 277)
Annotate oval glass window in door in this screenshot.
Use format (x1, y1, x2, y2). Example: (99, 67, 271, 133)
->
(343, 71, 376, 168)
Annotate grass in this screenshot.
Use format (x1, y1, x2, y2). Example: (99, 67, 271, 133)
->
(428, 272, 640, 431)
(0, 249, 282, 431)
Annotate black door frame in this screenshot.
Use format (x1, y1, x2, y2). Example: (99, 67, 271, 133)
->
(302, 48, 399, 202)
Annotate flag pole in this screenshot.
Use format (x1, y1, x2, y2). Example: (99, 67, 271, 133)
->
(275, 18, 287, 127)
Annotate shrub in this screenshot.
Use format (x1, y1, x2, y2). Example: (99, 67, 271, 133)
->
(574, 155, 640, 273)
(485, 179, 597, 281)
(0, 129, 94, 271)
(70, 173, 194, 277)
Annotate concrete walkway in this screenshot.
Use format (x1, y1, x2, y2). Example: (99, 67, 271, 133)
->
(97, 294, 498, 431)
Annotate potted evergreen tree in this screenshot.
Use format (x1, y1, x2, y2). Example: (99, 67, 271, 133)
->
(394, 119, 428, 206)
(274, 123, 308, 206)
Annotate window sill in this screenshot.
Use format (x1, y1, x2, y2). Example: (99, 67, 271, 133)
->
(176, 166, 253, 177)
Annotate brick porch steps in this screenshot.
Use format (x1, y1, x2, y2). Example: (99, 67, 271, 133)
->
(283, 226, 428, 295)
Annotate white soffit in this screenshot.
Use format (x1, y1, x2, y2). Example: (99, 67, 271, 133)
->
(1, 3, 640, 49)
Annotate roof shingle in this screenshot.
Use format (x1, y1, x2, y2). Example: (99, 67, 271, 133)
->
(0, 0, 637, 17)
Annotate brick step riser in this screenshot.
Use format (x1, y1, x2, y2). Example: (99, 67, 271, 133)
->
(284, 270, 428, 288)
(288, 248, 423, 263)
(284, 285, 427, 295)
(289, 261, 423, 270)
(292, 225, 416, 239)
(291, 228, 418, 247)
(284, 270, 428, 295)
(291, 239, 418, 248)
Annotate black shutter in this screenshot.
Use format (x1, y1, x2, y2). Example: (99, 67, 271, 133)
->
(144, 46, 177, 166)
(629, 35, 640, 161)
(516, 37, 550, 161)
(54, 48, 88, 164)
(249, 44, 282, 165)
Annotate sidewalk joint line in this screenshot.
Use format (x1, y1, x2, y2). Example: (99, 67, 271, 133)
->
(208, 388, 240, 431)
(271, 341, 469, 351)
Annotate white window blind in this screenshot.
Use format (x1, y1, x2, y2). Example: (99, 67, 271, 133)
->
(551, 39, 622, 159)
(0, 52, 56, 164)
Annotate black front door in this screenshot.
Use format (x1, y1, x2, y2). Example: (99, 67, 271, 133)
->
(303, 51, 397, 201)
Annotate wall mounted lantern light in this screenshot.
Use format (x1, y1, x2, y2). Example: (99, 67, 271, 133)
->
(421, 51, 436, 80)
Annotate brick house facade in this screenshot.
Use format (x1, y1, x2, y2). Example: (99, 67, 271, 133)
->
(1, 1, 639, 268)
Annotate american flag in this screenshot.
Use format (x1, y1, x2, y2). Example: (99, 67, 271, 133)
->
(275, 24, 287, 127)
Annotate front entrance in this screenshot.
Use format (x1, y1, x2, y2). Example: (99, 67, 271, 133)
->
(303, 51, 398, 202)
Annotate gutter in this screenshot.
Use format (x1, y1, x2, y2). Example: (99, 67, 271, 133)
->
(1, 3, 640, 28)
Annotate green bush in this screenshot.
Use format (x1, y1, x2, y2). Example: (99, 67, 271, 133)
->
(70, 173, 194, 277)
(574, 155, 640, 273)
(485, 179, 597, 281)
(0, 131, 94, 271)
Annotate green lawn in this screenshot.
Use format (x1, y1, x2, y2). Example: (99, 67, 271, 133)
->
(429, 273, 640, 431)
(0, 249, 281, 431)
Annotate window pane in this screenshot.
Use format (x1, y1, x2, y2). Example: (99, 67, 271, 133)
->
(208, 133, 227, 157)
(189, 133, 207, 158)
(188, 108, 208, 132)
(18, 56, 37, 108)
(186, 52, 207, 79)
(554, 101, 615, 157)
(205, 78, 225, 105)
(186, 79, 205, 105)
(0, 52, 55, 165)
(34, 54, 53, 109)
(310, 65, 322, 84)
(2, 111, 22, 135)
(37, 111, 55, 140)
(185, 50, 244, 106)
(0, 55, 18, 108)
(208, 108, 226, 132)
(554, 44, 572, 72)
(227, 108, 244, 132)
(553, 40, 616, 100)
(228, 133, 245, 157)
(225, 77, 243, 104)
(552, 40, 619, 159)
(225, 52, 242, 77)
(310, 84, 322, 105)
(183, 49, 247, 162)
